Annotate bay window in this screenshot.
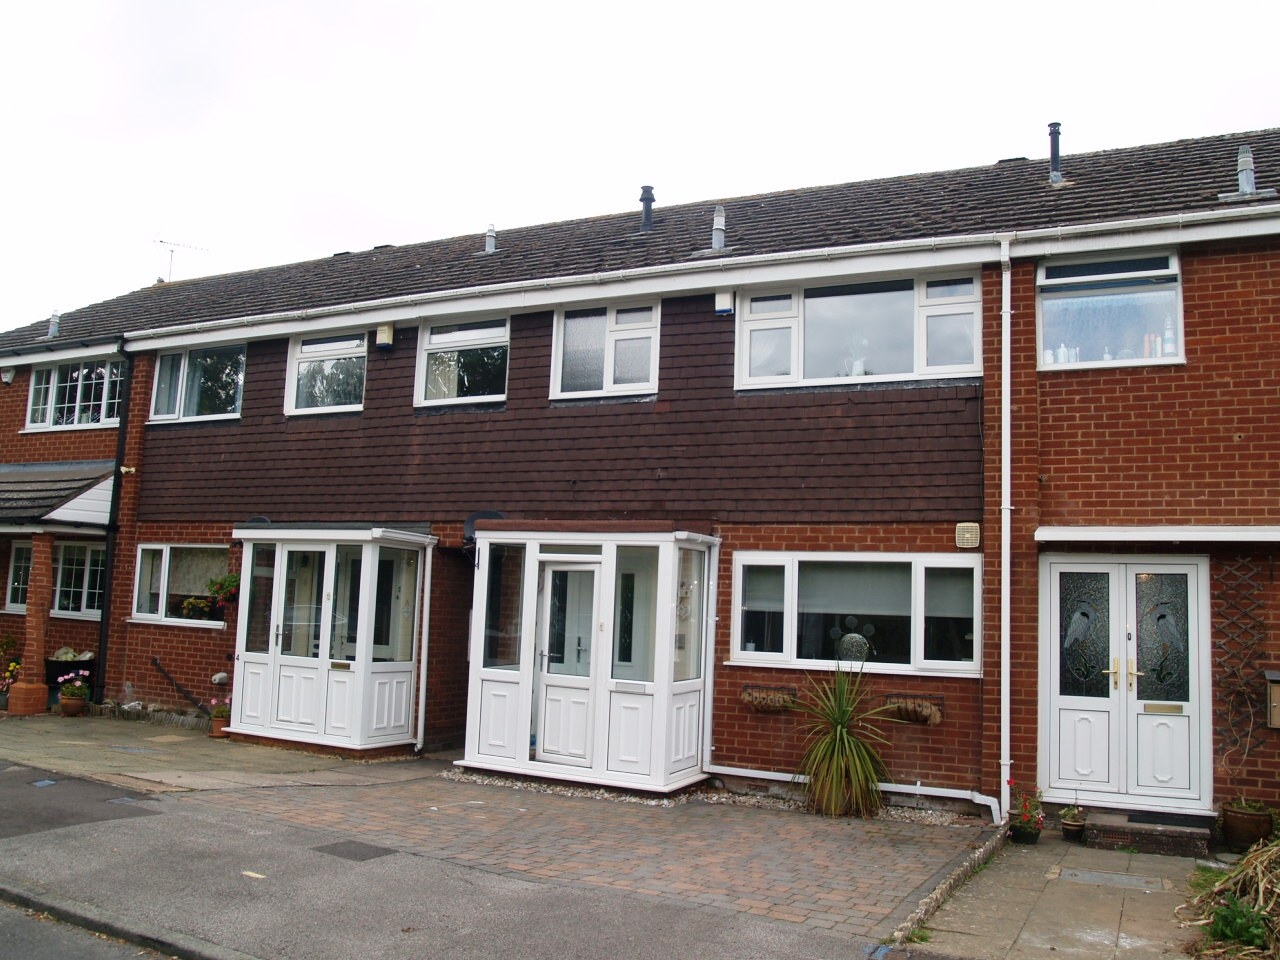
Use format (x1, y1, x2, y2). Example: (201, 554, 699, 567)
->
(733, 552, 979, 673)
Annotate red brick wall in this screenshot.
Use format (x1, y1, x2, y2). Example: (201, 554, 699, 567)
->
(989, 242, 1280, 805)
(0, 365, 118, 464)
(708, 522, 986, 791)
(422, 526, 472, 750)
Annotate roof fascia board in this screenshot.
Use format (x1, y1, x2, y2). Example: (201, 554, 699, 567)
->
(232, 525, 436, 546)
(0, 343, 124, 366)
(122, 203, 1280, 349)
(1036, 525, 1280, 543)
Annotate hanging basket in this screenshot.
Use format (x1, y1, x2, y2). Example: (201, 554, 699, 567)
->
(740, 685, 798, 713)
(885, 695, 943, 725)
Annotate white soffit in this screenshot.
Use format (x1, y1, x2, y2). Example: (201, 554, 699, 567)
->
(1036, 525, 1280, 543)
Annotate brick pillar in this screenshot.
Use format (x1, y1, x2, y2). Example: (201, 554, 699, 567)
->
(7, 533, 53, 714)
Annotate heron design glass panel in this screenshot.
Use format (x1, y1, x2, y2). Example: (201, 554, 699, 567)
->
(1134, 573, 1190, 702)
(1058, 572, 1109, 699)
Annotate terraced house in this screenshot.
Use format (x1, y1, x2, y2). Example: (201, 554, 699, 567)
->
(2, 125, 1277, 825)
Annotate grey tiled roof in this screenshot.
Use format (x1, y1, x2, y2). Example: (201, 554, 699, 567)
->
(2, 127, 1276, 355)
(0, 461, 114, 524)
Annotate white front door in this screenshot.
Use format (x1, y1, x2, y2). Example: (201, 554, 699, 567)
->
(1044, 557, 1210, 809)
(534, 564, 597, 766)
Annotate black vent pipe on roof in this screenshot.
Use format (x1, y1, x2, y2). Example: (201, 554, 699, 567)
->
(640, 185, 655, 231)
(1049, 122, 1063, 185)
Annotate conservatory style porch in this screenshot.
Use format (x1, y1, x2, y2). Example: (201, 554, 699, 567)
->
(461, 526, 718, 792)
(229, 524, 436, 750)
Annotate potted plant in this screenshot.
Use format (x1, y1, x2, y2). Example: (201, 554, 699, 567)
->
(57, 669, 92, 717)
(792, 657, 896, 818)
(0, 638, 20, 711)
(1221, 797, 1274, 854)
(1059, 804, 1088, 843)
(1008, 783, 1045, 843)
(207, 697, 232, 738)
(206, 573, 240, 619)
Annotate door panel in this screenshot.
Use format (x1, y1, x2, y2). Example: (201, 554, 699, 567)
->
(535, 565, 596, 766)
(1047, 559, 1204, 805)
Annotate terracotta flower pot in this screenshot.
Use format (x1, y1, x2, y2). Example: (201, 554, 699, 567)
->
(1061, 820, 1086, 843)
(208, 717, 230, 738)
(1222, 805, 1273, 854)
(60, 696, 87, 717)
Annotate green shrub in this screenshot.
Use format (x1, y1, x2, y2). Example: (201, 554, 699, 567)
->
(1207, 893, 1268, 949)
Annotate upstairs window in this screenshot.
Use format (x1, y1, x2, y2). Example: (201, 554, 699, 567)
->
(53, 542, 106, 617)
(27, 358, 124, 429)
(1038, 253, 1182, 369)
(287, 332, 366, 413)
(737, 275, 980, 388)
(6, 542, 32, 611)
(416, 317, 508, 406)
(552, 304, 659, 398)
(152, 345, 246, 420)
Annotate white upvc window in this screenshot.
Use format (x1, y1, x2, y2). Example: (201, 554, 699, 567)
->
(731, 551, 980, 675)
(52, 542, 107, 618)
(151, 345, 246, 420)
(134, 544, 231, 623)
(286, 331, 367, 414)
(6, 542, 32, 611)
(415, 317, 509, 406)
(551, 303, 660, 398)
(26, 357, 124, 429)
(735, 275, 980, 388)
(1037, 252, 1182, 370)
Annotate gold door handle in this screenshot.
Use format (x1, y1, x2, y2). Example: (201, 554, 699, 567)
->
(1101, 658, 1120, 690)
(1128, 658, 1145, 692)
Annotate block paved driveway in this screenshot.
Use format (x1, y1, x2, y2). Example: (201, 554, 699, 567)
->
(183, 772, 992, 943)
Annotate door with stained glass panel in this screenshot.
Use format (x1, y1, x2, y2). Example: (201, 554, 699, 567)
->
(1047, 560, 1205, 804)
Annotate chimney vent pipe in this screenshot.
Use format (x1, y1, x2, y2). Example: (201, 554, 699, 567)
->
(639, 185, 655, 231)
(1048, 122, 1063, 185)
(712, 205, 726, 251)
(485, 224, 497, 254)
(47, 310, 60, 338)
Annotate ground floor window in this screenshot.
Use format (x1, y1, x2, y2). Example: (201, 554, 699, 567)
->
(732, 551, 979, 674)
(53, 542, 106, 616)
(134, 545, 231, 622)
(6, 542, 32, 610)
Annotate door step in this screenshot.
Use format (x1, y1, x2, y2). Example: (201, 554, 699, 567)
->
(1083, 811, 1212, 857)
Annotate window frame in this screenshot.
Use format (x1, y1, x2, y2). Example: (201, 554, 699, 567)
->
(414, 315, 510, 407)
(285, 331, 368, 415)
(6, 542, 33, 611)
(730, 550, 981, 676)
(132, 543, 232, 626)
(150, 344, 246, 422)
(1036, 251, 1183, 371)
(26, 357, 124, 430)
(550, 303, 661, 399)
(51, 541, 107, 619)
(735, 274, 981, 389)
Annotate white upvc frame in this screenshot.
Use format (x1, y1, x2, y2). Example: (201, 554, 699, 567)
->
(730, 550, 982, 676)
(25, 357, 125, 431)
(413, 315, 509, 407)
(150, 344, 246, 422)
(735, 273, 981, 389)
(1036, 250, 1183, 371)
(284, 330, 367, 415)
(550, 302, 661, 399)
(131, 543, 232, 626)
(5, 541, 33, 611)
(51, 541, 106, 619)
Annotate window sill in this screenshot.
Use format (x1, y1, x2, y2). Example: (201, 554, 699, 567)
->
(734, 370, 982, 391)
(283, 405, 364, 417)
(415, 396, 506, 409)
(147, 413, 241, 425)
(21, 422, 119, 434)
(127, 617, 227, 630)
(50, 611, 102, 622)
(1038, 356, 1185, 373)
(724, 657, 979, 678)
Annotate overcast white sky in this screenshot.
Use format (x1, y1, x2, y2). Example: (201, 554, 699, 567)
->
(1, 1, 1276, 333)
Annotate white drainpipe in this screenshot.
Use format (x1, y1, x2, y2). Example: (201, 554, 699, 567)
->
(998, 234, 1014, 821)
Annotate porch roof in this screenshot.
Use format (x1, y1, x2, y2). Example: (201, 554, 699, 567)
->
(0, 460, 115, 528)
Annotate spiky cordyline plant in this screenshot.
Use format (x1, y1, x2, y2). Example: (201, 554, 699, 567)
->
(793, 661, 896, 817)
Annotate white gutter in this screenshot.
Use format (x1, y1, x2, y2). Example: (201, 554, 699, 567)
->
(1036, 525, 1280, 543)
(120, 202, 1280, 348)
(999, 234, 1014, 822)
(415, 542, 435, 752)
(705, 765, 1002, 824)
